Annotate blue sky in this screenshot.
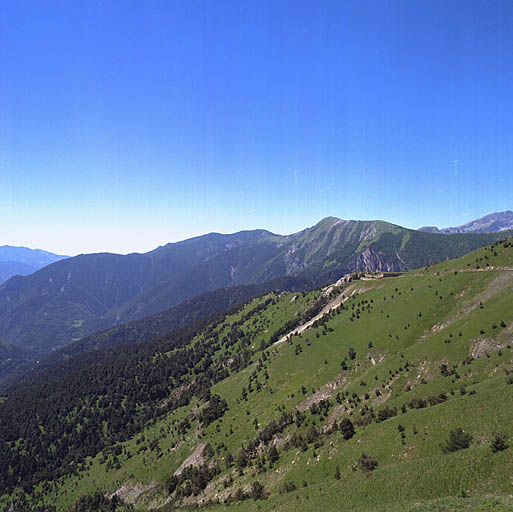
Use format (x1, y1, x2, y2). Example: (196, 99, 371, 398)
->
(1, 0, 512, 255)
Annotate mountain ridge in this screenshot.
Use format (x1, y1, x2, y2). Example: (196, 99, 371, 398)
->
(419, 210, 513, 234)
(1, 217, 512, 357)
(0, 245, 68, 284)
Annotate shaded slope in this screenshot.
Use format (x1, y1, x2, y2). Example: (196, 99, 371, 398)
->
(0, 340, 32, 380)
(0, 230, 271, 353)
(0, 261, 37, 283)
(0, 276, 310, 387)
(0, 245, 67, 284)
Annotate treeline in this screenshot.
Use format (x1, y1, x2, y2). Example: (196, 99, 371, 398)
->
(1, 276, 310, 389)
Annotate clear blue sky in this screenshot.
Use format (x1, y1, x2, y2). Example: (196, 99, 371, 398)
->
(2, 0, 512, 255)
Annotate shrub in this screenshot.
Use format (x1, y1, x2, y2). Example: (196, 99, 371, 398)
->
(491, 433, 509, 453)
(281, 481, 296, 493)
(251, 481, 266, 500)
(442, 428, 473, 453)
(357, 453, 378, 472)
(339, 418, 355, 440)
(376, 406, 397, 422)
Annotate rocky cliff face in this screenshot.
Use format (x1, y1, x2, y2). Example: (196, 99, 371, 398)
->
(349, 246, 400, 273)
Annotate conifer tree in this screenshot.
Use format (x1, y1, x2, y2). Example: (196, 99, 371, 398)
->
(339, 418, 355, 440)
(442, 428, 473, 453)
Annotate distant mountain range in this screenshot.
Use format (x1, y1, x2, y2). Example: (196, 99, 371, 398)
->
(419, 210, 513, 234)
(1, 216, 511, 359)
(0, 245, 67, 284)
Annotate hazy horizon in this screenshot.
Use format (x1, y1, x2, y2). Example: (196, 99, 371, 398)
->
(3, 210, 512, 257)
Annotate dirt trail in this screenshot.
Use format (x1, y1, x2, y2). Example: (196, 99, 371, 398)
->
(274, 272, 391, 347)
(274, 283, 360, 346)
(461, 266, 513, 272)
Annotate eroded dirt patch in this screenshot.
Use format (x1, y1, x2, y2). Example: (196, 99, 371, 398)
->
(174, 442, 206, 476)
(110, 481, 156, 504)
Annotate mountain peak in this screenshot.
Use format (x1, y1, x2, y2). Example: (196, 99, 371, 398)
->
(419, 210, 513, 234)
(315, 216, 345, 228)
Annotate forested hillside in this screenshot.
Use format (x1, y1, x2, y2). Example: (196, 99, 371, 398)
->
(0, 276, 311, 386)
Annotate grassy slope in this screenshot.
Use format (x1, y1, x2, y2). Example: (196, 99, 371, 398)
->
(3, 240, 513, 512)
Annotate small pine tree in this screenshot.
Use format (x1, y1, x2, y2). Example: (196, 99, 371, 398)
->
(167, 475, 179, 494)
(334, 465, 341, 480)
(339, 418, 355, 440)
(357, 453, 378, 472)
(268, 445, 279, 464)
(203, 442, 214, 459)
(491, 433, 509, 453)
(442, 428, 473, 453)
(251, 480, 266, 500)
